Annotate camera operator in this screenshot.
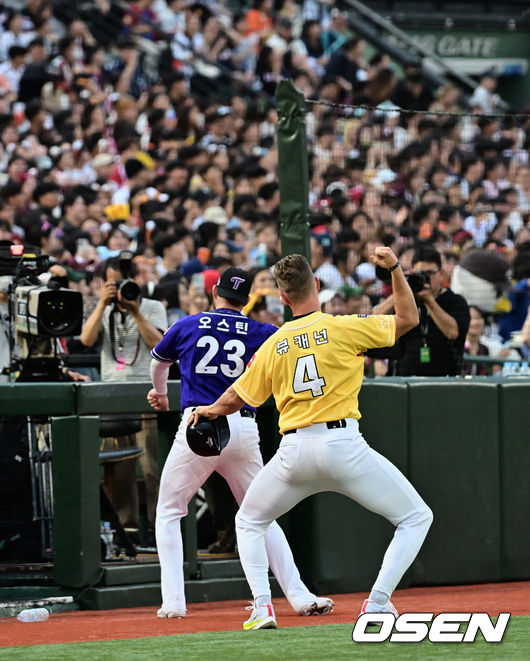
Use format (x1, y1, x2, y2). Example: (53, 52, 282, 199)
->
(81, 254, 168, 544)
(374, 245, 470, 376)
(0, 275, 10, 383)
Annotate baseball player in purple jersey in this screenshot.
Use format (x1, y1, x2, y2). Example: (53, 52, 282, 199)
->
(147, 267, 333, 619)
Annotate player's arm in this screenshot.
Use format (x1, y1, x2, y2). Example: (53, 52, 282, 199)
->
(371, 247, 418, 338)
(147, 321, 178, 411)
(188, 386, 245, 426)
(147, 358, 170, 411)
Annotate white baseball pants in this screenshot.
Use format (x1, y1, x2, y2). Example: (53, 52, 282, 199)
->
(236, 419, 433, 601)
(156, 408, 320, 614)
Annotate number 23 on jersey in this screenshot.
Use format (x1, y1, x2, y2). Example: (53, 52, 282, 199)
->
(195, 335, 246, 378)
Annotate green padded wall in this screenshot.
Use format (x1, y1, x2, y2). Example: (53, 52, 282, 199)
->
(52, 416, 100, 588)
(0, 383, 75, 415)
(75, 381, 180, 414)
(499, 382, 530, 579)
(288, 381, 409, 594)
(407, 381, 501, 585)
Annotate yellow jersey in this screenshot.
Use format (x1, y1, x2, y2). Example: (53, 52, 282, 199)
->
(233, 311, 396, 434)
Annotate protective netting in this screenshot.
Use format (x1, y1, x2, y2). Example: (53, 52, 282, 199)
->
(301, 98, 530, 376)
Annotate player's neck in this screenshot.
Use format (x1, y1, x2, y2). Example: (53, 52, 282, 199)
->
(215, 299, 243, 313)
(288, 295, 321, 318)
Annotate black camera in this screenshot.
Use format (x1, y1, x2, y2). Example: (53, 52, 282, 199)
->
(406, 271, 428, 293)
(116, 279, 140, 301)
(114, 251, 140, 302)
(375, 263, 429, 293)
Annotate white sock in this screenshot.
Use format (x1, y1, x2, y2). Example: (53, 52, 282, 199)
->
(369, 590, 389, 606)
(255, 594, 272, 607)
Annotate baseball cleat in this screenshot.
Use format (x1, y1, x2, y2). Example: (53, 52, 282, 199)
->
(297, 597, 334, 616)
(359, 598, 399, 617)
(157, 607, 186, 618)
(243, 602, 277, 630)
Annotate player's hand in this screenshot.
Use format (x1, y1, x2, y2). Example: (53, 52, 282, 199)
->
(370, 246, 399, 270)
(147, 389, 169, 411)
(187, 406, 217, 428)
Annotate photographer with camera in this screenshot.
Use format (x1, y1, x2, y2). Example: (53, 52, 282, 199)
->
(374, 245, 470, 376)
(81, 252, 168, 544)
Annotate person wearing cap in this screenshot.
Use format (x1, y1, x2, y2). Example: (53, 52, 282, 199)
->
(147, 266, 334, 619)
(199, 108, 233, 150)
(92, 153, 116, 185)
(318, 288, 346, 315)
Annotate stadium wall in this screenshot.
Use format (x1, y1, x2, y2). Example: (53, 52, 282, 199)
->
(0, 380, 528, 596)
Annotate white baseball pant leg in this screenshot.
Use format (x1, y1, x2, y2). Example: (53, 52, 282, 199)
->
(215, 413, 318, 611)
(236, 419, 433, 601)
(156, 408, 318, 613)
(156, 409, 218, 613)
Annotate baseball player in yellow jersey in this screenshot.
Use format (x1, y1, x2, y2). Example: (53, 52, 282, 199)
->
(189, 248, 433, 630)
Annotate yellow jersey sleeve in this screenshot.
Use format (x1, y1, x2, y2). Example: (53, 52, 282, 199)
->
(232, 340, 273, 407)
(341, 314, 396, 353)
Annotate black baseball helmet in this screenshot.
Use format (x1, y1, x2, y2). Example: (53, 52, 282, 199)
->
(186, 415, 230, 457)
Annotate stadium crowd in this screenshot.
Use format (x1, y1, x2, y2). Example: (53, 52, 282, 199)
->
(1, 0, 530, 379)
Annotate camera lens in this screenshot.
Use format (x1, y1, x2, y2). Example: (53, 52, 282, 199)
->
(405, 273, 426, 293)
(119, 280, 140, 301)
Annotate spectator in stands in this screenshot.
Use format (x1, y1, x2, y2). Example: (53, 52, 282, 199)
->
(245, 0, 273, 38)
(391, 64, 434, 111)
(375, 245, 470, 376)
(468, 70, 503, 114)
(318, 288, 346, 315)
(325, 37, 369, 98)
(464, 306, 490, 375)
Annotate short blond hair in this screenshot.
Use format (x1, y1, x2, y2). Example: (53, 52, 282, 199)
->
(272, 254, 315, 303)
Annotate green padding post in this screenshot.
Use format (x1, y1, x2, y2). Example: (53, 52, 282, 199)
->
(0, 383, 75, 415)
(499, 382, 530, 579)
(407, 381, 501, 585)
(52, 415, 101, 588)
(75, 381, 181, 414)
(276, 80, 311, 264)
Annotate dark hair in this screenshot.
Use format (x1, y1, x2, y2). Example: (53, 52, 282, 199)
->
(469, 305, 485, 320)
(412, 245, 442, 269)
(58, 36, 75, 56)
(153, 232, 185, 258)
(103, 255, 137, 281)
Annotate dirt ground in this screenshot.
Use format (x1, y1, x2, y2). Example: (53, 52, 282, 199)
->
(1, 581, 528, 648)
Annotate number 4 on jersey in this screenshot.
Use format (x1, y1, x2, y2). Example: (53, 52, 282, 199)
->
(293, 354, 326, 397)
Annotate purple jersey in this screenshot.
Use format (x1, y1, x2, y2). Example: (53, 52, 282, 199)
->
(151, 308, 277, 410)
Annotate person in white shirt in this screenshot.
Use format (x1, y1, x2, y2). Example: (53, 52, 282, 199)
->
(468, 71, 503, 114)
(0, 45, 27, 92)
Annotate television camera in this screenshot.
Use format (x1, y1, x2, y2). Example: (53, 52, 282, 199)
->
(0, 243, 83, 381)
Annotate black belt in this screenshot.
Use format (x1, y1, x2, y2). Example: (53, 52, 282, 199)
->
(283, 419, 347, 435)
(240, 409, 255, 418)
